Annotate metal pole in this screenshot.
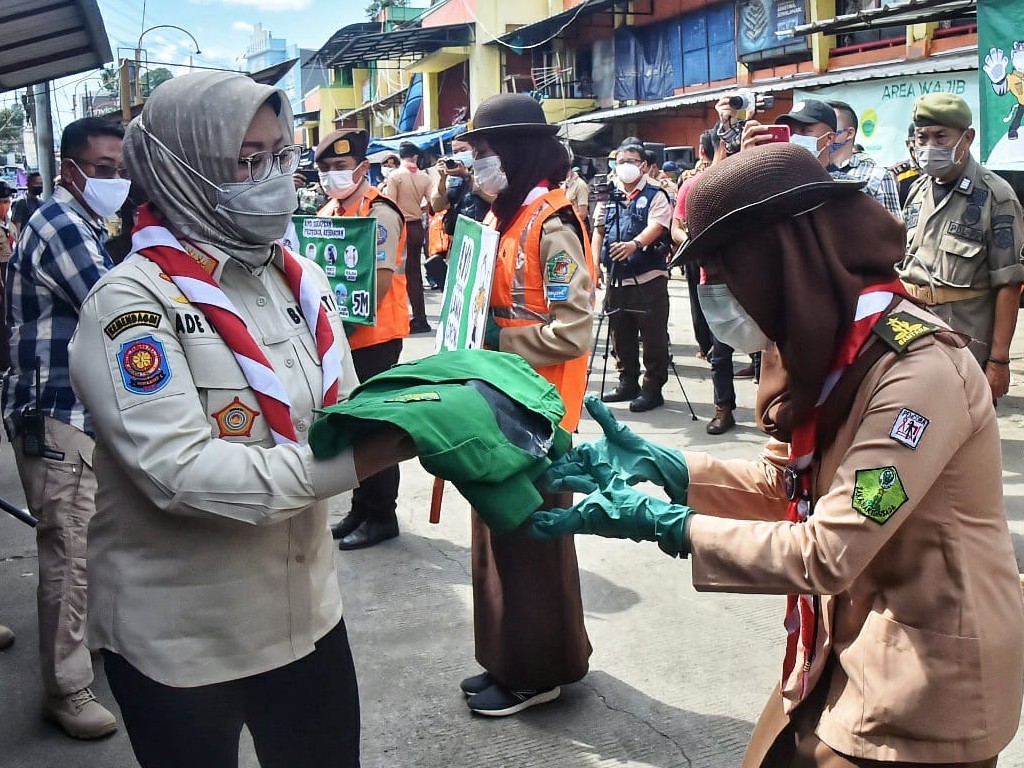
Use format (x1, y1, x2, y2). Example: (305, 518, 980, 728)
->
(0, 495, 37, 528)
(33, 82, 55, 200)
(119, 59, 133, 127)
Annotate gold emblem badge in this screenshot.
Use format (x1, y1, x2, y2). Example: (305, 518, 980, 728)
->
(212, 397, 260, 438)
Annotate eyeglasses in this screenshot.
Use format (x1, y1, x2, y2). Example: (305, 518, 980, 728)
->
(238, 144, 303, 183)
(72, 159, 129, 180)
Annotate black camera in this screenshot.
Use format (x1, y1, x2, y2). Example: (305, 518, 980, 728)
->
(297, 167, 319, 185)
(718, 90, 776, 155)
(592, 174, 626, 203)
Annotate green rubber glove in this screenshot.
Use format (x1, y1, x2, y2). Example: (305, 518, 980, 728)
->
(484, 312, 501, 351)
(540, 395, 689, 503)
(530, 476, 694, 558)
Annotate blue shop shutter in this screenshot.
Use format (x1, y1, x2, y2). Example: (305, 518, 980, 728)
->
(614, 26, 639, 100)
(681, 9, 709, 87)
(668, 17, 684, 90)
(636, 24, 675, 99)
(707, 2, 737, 81)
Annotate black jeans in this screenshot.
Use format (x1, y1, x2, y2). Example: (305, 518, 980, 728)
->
(710, 337, 736, 410)
(685, 265, 712, 357)
(103, 619, 360, 768)
(405, 219, 427, 323)
(606, 275, 670, 394)
(350, 338, 403, 523)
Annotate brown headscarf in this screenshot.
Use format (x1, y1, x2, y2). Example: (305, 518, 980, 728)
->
(717, 192, 907, 435)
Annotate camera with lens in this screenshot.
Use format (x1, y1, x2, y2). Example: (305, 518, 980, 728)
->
(716, 90, 776, 155)
(592, 173, 627, 203)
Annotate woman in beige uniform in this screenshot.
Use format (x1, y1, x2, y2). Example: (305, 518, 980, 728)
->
(68, 72, 413, 768)
(533, 143, 1024, 767)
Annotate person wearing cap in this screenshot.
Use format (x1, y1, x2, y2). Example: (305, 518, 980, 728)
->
(896, 92, 1024, 402)
(826, 100, 903, 220)
(315, 128, 412, 550)
(531, 142, 1024, 767)
(67, 72, 417, 766)
(457, 92, 595, 717)
(386, 141, 433, 334)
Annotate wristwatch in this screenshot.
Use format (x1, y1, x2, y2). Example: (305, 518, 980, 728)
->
(632, 238, 644, 251)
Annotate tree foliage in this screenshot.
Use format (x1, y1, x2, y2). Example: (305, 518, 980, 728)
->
(366, 0, 408, 20)
(0, 106, 25, 154)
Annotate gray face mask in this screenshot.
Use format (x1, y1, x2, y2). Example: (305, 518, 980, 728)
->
(214, 172, 297, 246)
(915, 134, 965, 178)
(696, 283, 771, 354)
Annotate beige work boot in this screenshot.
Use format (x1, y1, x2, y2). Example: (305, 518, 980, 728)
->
(43, 687, 117, 739)
(0, 624, 13, 650)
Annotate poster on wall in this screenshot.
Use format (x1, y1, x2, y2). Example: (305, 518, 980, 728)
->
(289, 215, 377, 327)
(435, 215, 499, 353)
(736, 0, 807, 57)
(793, 70, 980, 168)
(978, 0, 1024, 170)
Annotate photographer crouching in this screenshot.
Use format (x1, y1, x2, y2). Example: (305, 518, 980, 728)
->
(592, 140, 673, 413)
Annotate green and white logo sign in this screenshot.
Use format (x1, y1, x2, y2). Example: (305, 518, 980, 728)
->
(978, 0, 1024, 169)
(291, 215, 377, 327)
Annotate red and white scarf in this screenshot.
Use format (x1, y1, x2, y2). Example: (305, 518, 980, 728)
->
(780, 280, 906, 704)
(131, 205, 340, 445)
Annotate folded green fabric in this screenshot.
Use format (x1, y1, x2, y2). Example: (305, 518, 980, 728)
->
(310, 349, 571, 534)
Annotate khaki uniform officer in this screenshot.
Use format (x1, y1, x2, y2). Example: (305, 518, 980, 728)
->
(897, 93, 1024, 400)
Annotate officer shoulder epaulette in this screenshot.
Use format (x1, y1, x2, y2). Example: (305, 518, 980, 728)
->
(872, 310, 941, 353)
(981, 170, 1019, 204)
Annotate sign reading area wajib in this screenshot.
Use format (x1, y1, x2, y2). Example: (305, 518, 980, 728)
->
(291, 215, 377, 327)
(435, 215, 499, 352)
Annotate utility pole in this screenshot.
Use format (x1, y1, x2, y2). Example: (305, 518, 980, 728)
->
(33, 83, 55, 200)
(119, 58, 133, 127)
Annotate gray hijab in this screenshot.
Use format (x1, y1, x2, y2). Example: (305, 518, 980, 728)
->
(122, 71, 294, 263)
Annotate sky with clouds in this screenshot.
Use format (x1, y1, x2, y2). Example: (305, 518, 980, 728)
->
(37, 0, 425, 133)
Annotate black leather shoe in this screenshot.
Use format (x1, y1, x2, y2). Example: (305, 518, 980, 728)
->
(629, 390, 664, 412)
(330, 514, 364, 540)
(706, 406, 736, 435)
(601, 385, 640, 403)
(338, 519, 399, 551)
(409, 319, 433, 335)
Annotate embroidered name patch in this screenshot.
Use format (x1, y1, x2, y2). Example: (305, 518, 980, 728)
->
(889, 408, 928, 449)
(852, 466, 908, 524)
(547, 285, 570, 302)
(118, 335, 171, 395)
(212, 397, 260, 438)
(385, 391, 441, 403)
(104, 311, 161, 340)
(545, 252, 577, 284)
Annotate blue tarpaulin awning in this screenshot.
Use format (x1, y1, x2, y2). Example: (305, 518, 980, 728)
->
(366, 123, 468, 161)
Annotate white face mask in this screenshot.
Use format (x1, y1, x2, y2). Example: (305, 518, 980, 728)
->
(69, 160, 130, 218)
(320, 169, 359, 199)
(915, 134, 965, 178)
(790, 133, 826, 158)
(615, 162, 643, 185)
(381, 167, 393, 179)
(696, 283, 771, 354)
(474, 154, 508, 196)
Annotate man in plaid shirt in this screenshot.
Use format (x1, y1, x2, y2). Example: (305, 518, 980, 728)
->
(828, 100, 904, 220)
(1, 117, 127, 740)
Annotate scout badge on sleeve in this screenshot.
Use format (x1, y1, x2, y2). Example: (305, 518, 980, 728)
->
(852, 466, 908, 524)
(889, 408, 929, 449)
(118, 335, 172, 395)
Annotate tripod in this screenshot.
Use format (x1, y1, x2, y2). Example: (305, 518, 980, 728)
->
(587, 260, 697, 421)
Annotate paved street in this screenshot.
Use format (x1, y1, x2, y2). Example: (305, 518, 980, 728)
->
(1, 276, 1023, 767)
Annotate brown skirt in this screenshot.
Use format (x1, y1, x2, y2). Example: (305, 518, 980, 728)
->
(470, 491, 592, 690)
(744, 684, 998, 768)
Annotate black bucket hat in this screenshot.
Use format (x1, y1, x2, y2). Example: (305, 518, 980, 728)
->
(461, 93, 558, 140)
(678, 143, 864, 262)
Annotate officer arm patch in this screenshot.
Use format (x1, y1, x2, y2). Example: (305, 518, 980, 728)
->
(851, 466, 908, 524)
(872, 311, 940, 352)
(889, 408, 928, 449)
(117, 335, 172, 395)
(545, 252, 578, 284)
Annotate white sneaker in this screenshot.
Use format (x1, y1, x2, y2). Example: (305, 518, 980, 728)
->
(43, 687, 117, 739)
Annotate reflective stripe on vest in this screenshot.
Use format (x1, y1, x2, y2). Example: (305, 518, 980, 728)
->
(320, 187, 410, 349)
(489, 188, 594, 431)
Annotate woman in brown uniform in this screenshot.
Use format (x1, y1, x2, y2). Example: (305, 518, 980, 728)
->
(458, 93, 596, 716)
(533, 143, 1024, 766)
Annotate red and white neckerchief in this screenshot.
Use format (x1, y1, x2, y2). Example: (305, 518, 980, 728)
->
(780, 279, 907, 704)
(130, 204, 340, 446)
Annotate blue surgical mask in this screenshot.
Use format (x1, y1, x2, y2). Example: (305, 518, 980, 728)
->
(696, 283, 771, 354)
(791, 133, 825, 157)
(452, 151, 474, 168)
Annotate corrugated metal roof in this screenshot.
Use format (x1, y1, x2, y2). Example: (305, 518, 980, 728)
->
(0, 0, 113, 91)
(560, 51, 977, 124)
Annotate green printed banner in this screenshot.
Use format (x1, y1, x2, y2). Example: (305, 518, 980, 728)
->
(793, 72, 979, 168)
(290, 215, 377, 326)
(435, 215, 499, 352)
(978, 0, 1024, 169)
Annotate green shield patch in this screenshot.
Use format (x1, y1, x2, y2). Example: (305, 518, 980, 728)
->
(851, 466, 908, 524)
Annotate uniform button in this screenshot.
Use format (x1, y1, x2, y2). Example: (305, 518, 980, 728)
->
(285, 358, 295, 368)
(297, 420, 308, 432)
(295, 554, 305, 563)
(256, 297, 267, 307)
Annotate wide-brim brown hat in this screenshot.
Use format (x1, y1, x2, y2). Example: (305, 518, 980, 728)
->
(461, 93, 558, 140)
(677, 143, 864, 263)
